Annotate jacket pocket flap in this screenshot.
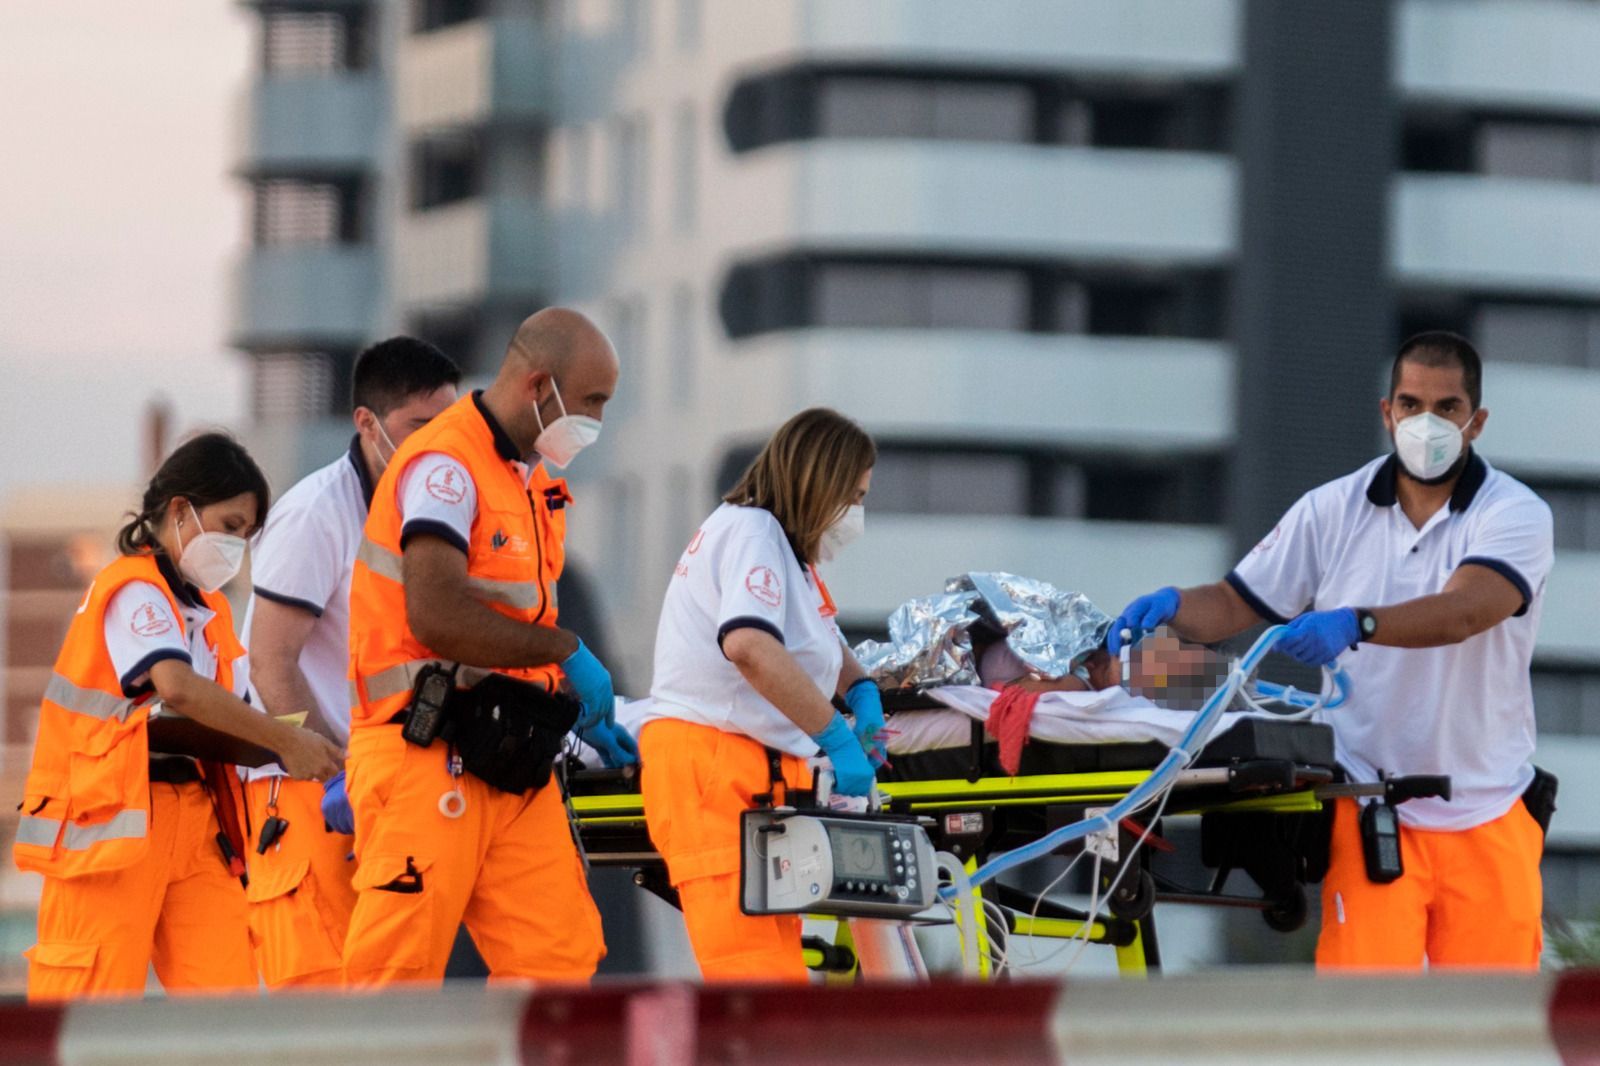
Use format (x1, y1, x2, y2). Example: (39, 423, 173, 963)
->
(245, 856, 311, 903)
(26, 940, 99, 970)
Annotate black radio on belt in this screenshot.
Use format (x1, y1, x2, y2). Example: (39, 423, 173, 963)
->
(1360, 800, 1404, 884)
(402, 663, 458, 747)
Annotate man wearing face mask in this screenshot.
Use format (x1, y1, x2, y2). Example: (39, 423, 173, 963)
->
(1107, 332, 1554, 970)
(242, 337, 459, 989)
(342, 308, 629, 986)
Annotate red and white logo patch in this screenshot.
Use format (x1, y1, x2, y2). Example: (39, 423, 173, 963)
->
(130, 603, 173, 638)
(425, 465, 468, 504)
(1251, 524, 1283, 555)
(745, 565, 782, 608)
(686, 529, 705, 555)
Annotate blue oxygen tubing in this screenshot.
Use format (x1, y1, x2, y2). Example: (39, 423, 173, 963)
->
(944, 624, 1350, 896)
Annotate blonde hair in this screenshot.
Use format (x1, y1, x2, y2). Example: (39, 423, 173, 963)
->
(723, 408, 876, 564)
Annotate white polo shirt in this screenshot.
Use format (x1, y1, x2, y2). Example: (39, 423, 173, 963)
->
(1229, 451, 1553, 830)
(242, 437, 375, 776)
(105, 566, 250, 701)
(639, 504, 844, 757)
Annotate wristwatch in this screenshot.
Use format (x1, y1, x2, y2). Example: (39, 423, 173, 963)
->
(1354, 608, 1379, 644)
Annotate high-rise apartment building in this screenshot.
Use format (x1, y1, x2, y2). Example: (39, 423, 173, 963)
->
(232, 0, 1600, 967)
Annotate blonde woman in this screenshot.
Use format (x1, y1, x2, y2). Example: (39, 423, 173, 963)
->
(637, 408, 883, 982)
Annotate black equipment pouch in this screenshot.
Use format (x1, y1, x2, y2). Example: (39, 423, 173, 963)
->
(1360, 800, 1404, 884)
(1521, 765, 1558, 837)
(451, 673, 580, 795)
(402, 663, 459, 747)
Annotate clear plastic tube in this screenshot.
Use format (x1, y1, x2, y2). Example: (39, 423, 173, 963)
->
(935, 851, 983, 977)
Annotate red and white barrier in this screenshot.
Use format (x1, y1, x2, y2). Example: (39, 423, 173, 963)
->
(0, 970, 1596, 1065)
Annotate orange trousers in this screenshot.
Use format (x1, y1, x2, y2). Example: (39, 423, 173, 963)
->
(26, 780, 256, 1000)
(243, 776, 357, 988)
(639, 718, 812, 983)
(341, 726, 604, 987)
(1317, 797, 1544, 970)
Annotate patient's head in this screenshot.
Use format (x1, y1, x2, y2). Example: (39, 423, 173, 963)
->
(979, 628, 1226, 707)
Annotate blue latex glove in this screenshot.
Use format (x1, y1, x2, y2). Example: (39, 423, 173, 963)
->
(1106, 586, 1182, 654)
(562, 638, 615, 732)
(844, 678, 888, 768)
(1275, 608, 1361, 667)
(812, 710, 876, 797)
(321, 770, 354, 835)
(582, 718, 639, 769)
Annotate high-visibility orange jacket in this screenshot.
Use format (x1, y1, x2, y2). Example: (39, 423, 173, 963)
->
(348, 392, 570, 730)
(14, 553, 244, 879)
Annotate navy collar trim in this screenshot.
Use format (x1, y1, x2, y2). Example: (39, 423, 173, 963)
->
(1365, 449, 1487, 514)
(346, 434, 377, 510)
(153, 552, 203, 609)
(472, 390, 523, 463)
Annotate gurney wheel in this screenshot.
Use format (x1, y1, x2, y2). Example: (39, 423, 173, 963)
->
(1262, 886, 1308, 933)
(1108, 870, 1156, 922)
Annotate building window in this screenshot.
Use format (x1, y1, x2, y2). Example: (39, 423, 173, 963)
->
(721, 255, 1224, 341)
(673, 103, 698, 234)
(414, 0, 484, 33)
(613, 115, 649, 233)
(1475, 304, 1600, 370)
(252, 351, 350, 421)
(868, 451, 1033, 516)
(261, 9, 371, 74)
(252, 178, 366, 245)
(1533, 665, 1600, 737)
(1402, 114, 1600, 185)
(815, 77, 1033, 143)
(411, 135, 482, 210)
(408, 310, 481, 374)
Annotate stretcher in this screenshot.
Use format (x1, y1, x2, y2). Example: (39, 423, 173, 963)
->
(564, 696, 1450, 979)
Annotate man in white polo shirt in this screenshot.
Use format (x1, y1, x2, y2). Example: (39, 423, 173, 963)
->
(1108, 332, 1554, 969)
(242, 337, 459, 987)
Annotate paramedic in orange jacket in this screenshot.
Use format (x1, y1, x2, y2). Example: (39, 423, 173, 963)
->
(242, 337, 460, 988)
(14, 433, 344, 1000)
(636, 408, 883, 981)
(343, 308, 633, 986)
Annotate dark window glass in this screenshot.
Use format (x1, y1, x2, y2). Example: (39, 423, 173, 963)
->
(252, 178, 366, 245)
(815, 77, 1032, 143)
(1542, 849, 1600, 924)
(414, 0, 484, 33)
(1479, 122, 1600, 184)
(1400, 118, 1474, 173)
(411, 136, 482, 209)
(814, 264, 1029, 331)
(252, 350, 357, 420)
(261, 9, 371, 73)
(1475, 304, 1600, 370)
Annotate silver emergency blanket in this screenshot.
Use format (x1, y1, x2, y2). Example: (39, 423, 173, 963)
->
(852, 572, 1111, 689)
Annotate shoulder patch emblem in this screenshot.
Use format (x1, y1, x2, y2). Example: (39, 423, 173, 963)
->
(745, 565, 782, 608)
(131, 603, 173, 638)
(426, 464, 468, 505)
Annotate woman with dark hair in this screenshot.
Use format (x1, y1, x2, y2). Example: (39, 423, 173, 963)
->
(14, 432, 343, 1000)
(636, 408, 884, 982)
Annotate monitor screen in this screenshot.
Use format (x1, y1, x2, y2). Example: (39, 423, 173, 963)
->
(831, 826, 890, 880)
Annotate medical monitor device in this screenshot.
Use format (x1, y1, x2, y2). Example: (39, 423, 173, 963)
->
(740, 809, 939, 919)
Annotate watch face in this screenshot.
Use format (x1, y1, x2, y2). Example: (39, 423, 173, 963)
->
(1361, 613, 1377, 637)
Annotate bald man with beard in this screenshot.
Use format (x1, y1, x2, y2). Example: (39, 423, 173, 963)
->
(341, 308, 633, 986)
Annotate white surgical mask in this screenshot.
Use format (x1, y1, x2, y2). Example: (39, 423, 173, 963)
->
(176, 502, 246, 593)
(818, 504, 865, 563)
(1394, 411, 1464, 482)
(533, 379, 601, 470)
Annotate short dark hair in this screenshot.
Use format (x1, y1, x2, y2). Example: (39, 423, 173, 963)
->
(117, 432, 271, 556)
(351, 336, 462, 417)
(1391, 331, 1482, 410)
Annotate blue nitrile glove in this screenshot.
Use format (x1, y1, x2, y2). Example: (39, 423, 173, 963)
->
(562, 638, 615, 732)
(1275, 608, 1361, 667)
(321, 771, 354, 835)
(812, 711, 876, 797)
(582, 718, 640, 769)
(844, 678, 888, 768)
(1106, 586, 1182, 654)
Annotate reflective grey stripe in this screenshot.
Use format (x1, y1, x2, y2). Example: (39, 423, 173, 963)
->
(16, 808, 148, 852)
(355, 659, 492, 706)
(359, 536, 540, 611)
(43, 673, 135, 722)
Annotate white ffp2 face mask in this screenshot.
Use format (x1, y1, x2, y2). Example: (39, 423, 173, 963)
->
(176, 502, 246, 593)
(1394, 412, 1464, 481)
(533, 379, 601, 470)
(818, 504, 865, 563)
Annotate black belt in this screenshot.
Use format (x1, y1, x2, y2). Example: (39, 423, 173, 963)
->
(148, 757, 203, 785)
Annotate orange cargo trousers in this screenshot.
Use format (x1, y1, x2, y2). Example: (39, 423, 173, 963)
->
(26, 781, 257, 1000)
(244, 776, 357, 988)
(639, 718, 813, 983)
(341, 726, 605, 987)
(1317, 797, 1544, 970)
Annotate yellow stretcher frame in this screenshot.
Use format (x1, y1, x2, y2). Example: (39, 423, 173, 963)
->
(568, 768, 1325, 980)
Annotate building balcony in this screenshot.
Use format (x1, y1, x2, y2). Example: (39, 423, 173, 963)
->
(397, 15, 552, 133)
(1393, 175, 1600, 300)
(777, 0, 1239, 79)
(236, 72, 384, 176)
(230, 244, 380, 350)
(717, 330, 1234, 452)
(394, 197, 551, 311)
(1398, 0, 1600, 116)
(718, 141, 1237, 267)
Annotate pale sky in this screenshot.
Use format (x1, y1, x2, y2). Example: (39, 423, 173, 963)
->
(0, 2, 251, 504)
